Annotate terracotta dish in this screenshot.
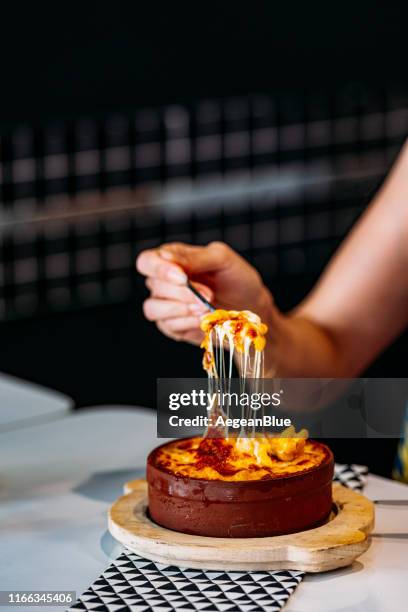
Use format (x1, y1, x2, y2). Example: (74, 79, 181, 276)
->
(147, 438, 334, 538)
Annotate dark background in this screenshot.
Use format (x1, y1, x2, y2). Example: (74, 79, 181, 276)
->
(0, 2, 406, 125)
(0, 2, 407, 476)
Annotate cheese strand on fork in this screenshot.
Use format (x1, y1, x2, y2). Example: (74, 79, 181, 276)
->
(198, 308, 307, 468)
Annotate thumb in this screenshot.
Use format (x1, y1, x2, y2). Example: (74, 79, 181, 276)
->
(159, 241, 231, 275)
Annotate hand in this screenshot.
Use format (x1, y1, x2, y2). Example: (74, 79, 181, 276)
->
(136, 241, 274, 345)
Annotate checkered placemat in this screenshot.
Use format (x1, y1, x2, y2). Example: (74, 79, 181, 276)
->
(70, 464, 368, 612)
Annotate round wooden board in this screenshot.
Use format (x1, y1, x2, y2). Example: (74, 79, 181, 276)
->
(108, 480, 374, 573)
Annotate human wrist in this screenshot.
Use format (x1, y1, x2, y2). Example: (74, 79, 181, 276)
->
(252, 285, 287, 377)
(263, 306, 287, 377)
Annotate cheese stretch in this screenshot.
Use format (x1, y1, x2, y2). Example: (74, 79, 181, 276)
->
(166, 308, 312, 481)
(152, 437, 328, 481)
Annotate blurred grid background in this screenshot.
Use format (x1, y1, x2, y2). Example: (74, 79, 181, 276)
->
(1, 88, 407, 321)
(1, 3, 408, 475)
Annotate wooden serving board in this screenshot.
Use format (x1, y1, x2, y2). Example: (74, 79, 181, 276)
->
(108, 480, 374, 573)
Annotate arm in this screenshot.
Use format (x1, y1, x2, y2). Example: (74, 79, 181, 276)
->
(272, 140, 408, 376)
(136, 141, 408, 378)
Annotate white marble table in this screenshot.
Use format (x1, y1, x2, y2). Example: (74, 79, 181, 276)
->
(1, 407, 407, 612)
(0, 372, 72, 432)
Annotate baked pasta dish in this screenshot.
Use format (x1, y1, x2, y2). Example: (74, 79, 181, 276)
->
(149, 436, 329, 482)
(147, 307, 334, 536)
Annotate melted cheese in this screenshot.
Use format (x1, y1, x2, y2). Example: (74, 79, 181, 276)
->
(160, 308, 315, 482)
(152, 437, 328, 481)
(200, 309, 268, 376)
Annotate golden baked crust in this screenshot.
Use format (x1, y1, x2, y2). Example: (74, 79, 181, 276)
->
(150, 437, 329, 482)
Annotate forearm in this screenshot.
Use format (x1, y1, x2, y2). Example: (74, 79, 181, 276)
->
(264, 141, 408, 378)
(139, 140, 408, 373)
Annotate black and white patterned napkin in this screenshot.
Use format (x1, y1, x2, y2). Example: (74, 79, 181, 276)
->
(70, 463, 368, 612)
(334, 463, 368, 491)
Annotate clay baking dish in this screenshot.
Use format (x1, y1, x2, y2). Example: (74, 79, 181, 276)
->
(147, 439, 334, 538)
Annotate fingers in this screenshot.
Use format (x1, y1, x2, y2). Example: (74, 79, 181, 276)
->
(145, 278, 214, 304)
(159, 241, 233, 275)
(136, 248, 187, 284)
(136, 241, 233, 283)
(143, 298, 204, 321)
(156, 318, 204, 343)
(157, 316, 202, 333)
(136, 241, 234, 347)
